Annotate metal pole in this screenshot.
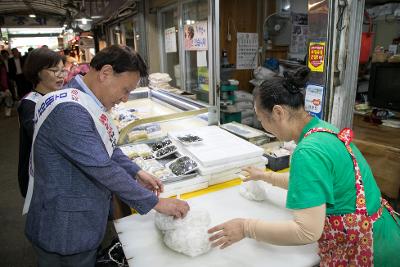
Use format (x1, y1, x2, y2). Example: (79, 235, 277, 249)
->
(209, 0, 220, 125)
(330, 0, 365, 128)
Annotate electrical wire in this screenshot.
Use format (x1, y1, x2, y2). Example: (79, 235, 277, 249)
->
(336, 0, 348, 32)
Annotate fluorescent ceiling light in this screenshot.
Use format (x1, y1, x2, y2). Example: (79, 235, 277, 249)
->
(3, 27, 64, 35)
(29, 14, 36, 18)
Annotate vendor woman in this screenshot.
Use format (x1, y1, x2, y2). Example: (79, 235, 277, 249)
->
(208, 77, 400, 266)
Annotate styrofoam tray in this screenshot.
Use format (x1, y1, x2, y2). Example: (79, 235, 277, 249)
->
(197, 156, 267, 175)
(160, 175, 209, 198)
(168, 126, 264, 168)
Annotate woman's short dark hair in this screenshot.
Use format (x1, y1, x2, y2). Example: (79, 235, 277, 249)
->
(254, 76, 306, 113)
(23, 48, 64, 86)
(90, 45, 148, 78)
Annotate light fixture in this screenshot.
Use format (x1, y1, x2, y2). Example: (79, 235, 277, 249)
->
(29, 14, 36, 18)
(281, 0, 291, 12)
(114, 25, 121, 33)
(74, 0, 92, 25)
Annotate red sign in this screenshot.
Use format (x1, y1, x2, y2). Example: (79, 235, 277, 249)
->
(308, 42, 325, 72)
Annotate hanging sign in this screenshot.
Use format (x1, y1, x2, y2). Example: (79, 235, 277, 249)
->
(305, 84, 324, 118)
(164, 27, 177, 53)
(308, 42, 325, 72)
(184, 21, 208, 51)
(290, 13, 308, 56)
(236, 32, 259, 70)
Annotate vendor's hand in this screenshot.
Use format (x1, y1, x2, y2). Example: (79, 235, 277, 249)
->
(208, 218, 245, 249)
(136, 170, 164, 196)
(241, 166, 269, 182)
(154, 198, 190, 219)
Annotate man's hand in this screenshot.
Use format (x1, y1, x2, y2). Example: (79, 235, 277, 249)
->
(154, 198, 190, 219)
(208, 218, 246, 249)
(136, 170, 164, 196)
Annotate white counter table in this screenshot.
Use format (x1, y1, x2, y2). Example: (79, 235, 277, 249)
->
(114, 183, 320, 267)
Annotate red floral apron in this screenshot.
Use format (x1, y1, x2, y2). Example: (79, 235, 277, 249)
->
(303, 127, 399, 267)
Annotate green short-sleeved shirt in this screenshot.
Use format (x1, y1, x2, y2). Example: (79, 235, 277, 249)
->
(286, 117, 400, 266)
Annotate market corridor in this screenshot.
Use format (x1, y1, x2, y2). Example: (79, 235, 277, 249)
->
(0, 108, 36, 266)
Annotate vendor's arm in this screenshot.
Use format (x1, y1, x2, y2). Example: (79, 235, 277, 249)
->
(242, 166, 289, 189)
(243, 204, 325, 245)
(208, 204, 325, 248)
(245, 146, 332, 245)
(245, 146, 333, 245)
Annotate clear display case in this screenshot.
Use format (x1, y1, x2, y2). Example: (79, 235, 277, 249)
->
(113, 87, 217, 146)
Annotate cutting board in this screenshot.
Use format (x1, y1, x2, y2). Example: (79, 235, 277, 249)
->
(114, 185, 319, 267)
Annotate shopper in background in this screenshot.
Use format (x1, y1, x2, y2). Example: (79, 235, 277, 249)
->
(8, 47, 32, 99)
(0, 49, 17, 101)
(18, 48, 65, 198)
(0, 49, 10, 73)
(23, 47, 34, 59)
(208, 77, 400, 266)
(25, 45, 189, 267)
(0, 54, 13, 117)
(63, 55, 78, 83)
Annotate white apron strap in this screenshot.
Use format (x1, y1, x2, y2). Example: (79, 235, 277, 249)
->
(23, 88, 119, 215)
(23, 92, 42, 103)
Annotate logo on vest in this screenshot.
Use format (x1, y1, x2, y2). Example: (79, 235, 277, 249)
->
(38, 92, 68, 117)
(71, 89, 80, 101)
(99, 114, 117, 148)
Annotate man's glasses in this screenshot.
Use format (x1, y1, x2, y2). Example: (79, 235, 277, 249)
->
(48, 68, 68, 77)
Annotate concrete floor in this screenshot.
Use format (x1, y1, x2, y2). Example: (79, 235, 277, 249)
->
(0, 107, 37, 266)
(0, 107, 116, 267)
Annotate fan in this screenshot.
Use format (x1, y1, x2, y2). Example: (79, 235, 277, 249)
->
(263, 12, 291, 46)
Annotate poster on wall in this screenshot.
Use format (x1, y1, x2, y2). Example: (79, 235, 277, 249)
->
(236, 32, 259, 70)
(184, 21, 208, 51)
(308, 42, 325, 72)
(164, 27, 177, 53)
(305, 84, 324, 118)
(290, 13, 308, 56)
